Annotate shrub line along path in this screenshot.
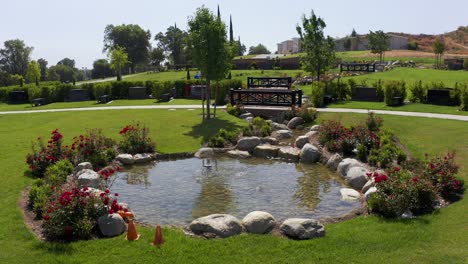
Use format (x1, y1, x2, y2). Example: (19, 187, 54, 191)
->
(0, 105, 467, 121)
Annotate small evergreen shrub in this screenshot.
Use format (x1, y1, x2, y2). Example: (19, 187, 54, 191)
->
(384, 81, 406, 106)
(242, 117, 271, 137)
(409, 80, 426, 103)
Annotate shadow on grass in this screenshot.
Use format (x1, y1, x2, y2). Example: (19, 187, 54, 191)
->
(184, 116, 244, 144)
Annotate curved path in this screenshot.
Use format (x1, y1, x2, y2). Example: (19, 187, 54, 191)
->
(0, 105, 467, 122)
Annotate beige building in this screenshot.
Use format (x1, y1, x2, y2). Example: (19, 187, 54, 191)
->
(277, 38, 301, 54)
(335, 34, 408, 51)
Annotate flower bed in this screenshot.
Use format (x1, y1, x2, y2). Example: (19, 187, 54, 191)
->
(25, 123, 156, 241)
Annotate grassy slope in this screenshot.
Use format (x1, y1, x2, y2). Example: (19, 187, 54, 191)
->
(342, 68, 468, 87)
(327, 101, 468, 116)
(0, 110, 467, 263)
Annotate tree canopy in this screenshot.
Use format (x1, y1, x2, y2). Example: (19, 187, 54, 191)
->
(155, 25, 187, 66)
(104, 24, 151, 73)
(57, 58, 76, 69)
(368, 30, 390, 62)
(37, 58, 48, 81)
(0, 39, 33, 76)
(432, 38, 446, 69)
(92, 59, 114, 79)
(149, 48, 165, 70)
(26, 60, 41, 85)
(188, 6, 231, 119)
(109, 46, 129, 81)
(296, 10, 335, 81)
(248, 44, 270, 55)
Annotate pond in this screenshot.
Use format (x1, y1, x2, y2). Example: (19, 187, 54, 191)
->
(111, 157, 361, 226)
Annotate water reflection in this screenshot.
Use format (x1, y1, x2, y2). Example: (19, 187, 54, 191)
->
(110, 157, 361, 226)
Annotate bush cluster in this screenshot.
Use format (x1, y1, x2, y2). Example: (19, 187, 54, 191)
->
(242, 117, 271, 137)
(71, 129, 116, 169)
(383, 81, 406, 106)
(367, 130, 407, 168)
(118, 123, 155, 154)
(226, 103, 242, 116)
(208, 129, 239, 148)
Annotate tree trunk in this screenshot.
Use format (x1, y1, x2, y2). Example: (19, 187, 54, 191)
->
(214, 82, 218, 118)
(117, 70, 122, 81)
(201, 84, 205, 119)
(206, 79, 211, 119)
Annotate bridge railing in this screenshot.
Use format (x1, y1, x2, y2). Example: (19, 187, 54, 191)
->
(230, 88, 302, 107)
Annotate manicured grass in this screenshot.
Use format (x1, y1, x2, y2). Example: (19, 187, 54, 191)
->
(0, 99, 203, 111)
(0, 109, 467, 263)
(342, 68, 468, 87)
(327, 101, 468, 116)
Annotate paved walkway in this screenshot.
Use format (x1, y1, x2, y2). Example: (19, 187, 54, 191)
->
(0, 105, 467, 122)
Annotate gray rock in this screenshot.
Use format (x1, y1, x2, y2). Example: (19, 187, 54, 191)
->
(310, 125, 320, 132)
(345, 166, 370, 190)
(295, 135, 310, 149)
(364, 187, 377, 200)
(340, 188, 361, 201)
(237, 137, 261, 152)
(261, 136, 279, 145)
(271, 130, 293, 140)
(116, 154, 135, 165)
(253, 145, 279, 158)
(227, 150, 251, 159)
(74, 162, 92, 176)
(326, 154, 343, 171)
(133, 153, 153, 163)
(242, 211, 276, 234)
(337, 158, 362, 177)
(77, 169, 101, 188)
(287, 117, 304, 129)
(361, 179, 375, 193)
(296, 125, 305, 130)
(240, 112, 254, 119)
(271, 122, 289, 131)
(280, 218, 325, 240)
(278, 147, 301, 162)
(245, 117, 253, 123)
(300, 144, 321, 163)
(195, 148, 215, 159)
(189, 214, 243, 238)
(304, 131, 318, 139)
(98, 213, 126, 237)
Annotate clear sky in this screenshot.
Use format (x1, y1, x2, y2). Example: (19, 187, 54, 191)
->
(1, 0, 467, 68)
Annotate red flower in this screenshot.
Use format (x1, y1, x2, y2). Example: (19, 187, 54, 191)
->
(412, 177, 419, 182)
(394, 167, 400, 172)
(105, 189, 110, 194)
(114, 193, 119, 197)
(43, 215, 50, 221)
(100, 192, 105, 197)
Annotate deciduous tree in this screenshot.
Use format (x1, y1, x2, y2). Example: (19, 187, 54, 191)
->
(104, 24, 151, 73)
(155, 24, 188, 66)
(109, 46, 129, 81)
(248, 44, 270, 55)
(188, 6, 230, 119)
(368, 30, 389, 62)
(432, 38, 446, 69)
(37, 58, 48, 81)
(26, 60, 41, 85)
(91, 59, 114, 79)
(0, 39, 33, 76)
(296, 10, 336, 81)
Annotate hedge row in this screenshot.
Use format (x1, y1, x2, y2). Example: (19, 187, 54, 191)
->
(0, 79, 243, 105)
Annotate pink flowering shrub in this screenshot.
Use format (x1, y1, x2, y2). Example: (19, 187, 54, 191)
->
(118, 123, 155, 154)
(424, 152, 464, 200)
(26, 129, 71, 177)
(368, 167, 437, 218)
(71, 129, 116, 169)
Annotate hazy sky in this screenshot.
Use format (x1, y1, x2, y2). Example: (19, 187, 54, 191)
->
(1, 0, 467, 68)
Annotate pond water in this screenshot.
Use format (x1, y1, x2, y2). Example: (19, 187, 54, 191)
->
(111, 157, 361, 226)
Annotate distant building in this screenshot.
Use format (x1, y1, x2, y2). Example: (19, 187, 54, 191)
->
(277, 38, 301, 54)
(335, 34, 408, 51)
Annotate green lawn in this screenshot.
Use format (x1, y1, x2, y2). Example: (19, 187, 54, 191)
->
(1, 109, 467, 263)
(342, 68, 468, 87)
(0, 99, 203, 112)
(327, 101, 468, 116)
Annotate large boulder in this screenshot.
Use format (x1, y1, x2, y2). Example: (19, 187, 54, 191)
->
(74, 162, 92, 176)
(271, 122, 289, 131)
(365, 187, 378, 200)
(337, 158, 362, 177)
(295, 136, 310, 149)
(253, 145, 279, 158)
(242, 211, 276, 234)
(278, 147, 301, 162)
(227, 150, 251, 159)
(361, 179, 375, 193)
(98, 213, 126, 237)
(240, 112, 254, 119)
(345, 166, 370, 190)
(116, 154, 135, 165)
(300, 144, 321, 163)
(304, 131, 318, 139)
(287, 117, 304, 129)
(310, 125, 320, 132)
(326, 154, 343, 171)
(237, 137, 261, 152)
(133, 153, 153, 163)
(340, 188, 361, 201)
(189, 214, 243, 238)
(261, 136, 279, 145)
(195, 148, 215, 159)
(280, 218, 325, 240)
(77, 169, 101, 188)
(271, 130, 293, 140)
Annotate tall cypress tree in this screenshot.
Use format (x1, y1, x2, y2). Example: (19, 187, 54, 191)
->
(229, 15, 234, 43)
(217, 5, 221, 20)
